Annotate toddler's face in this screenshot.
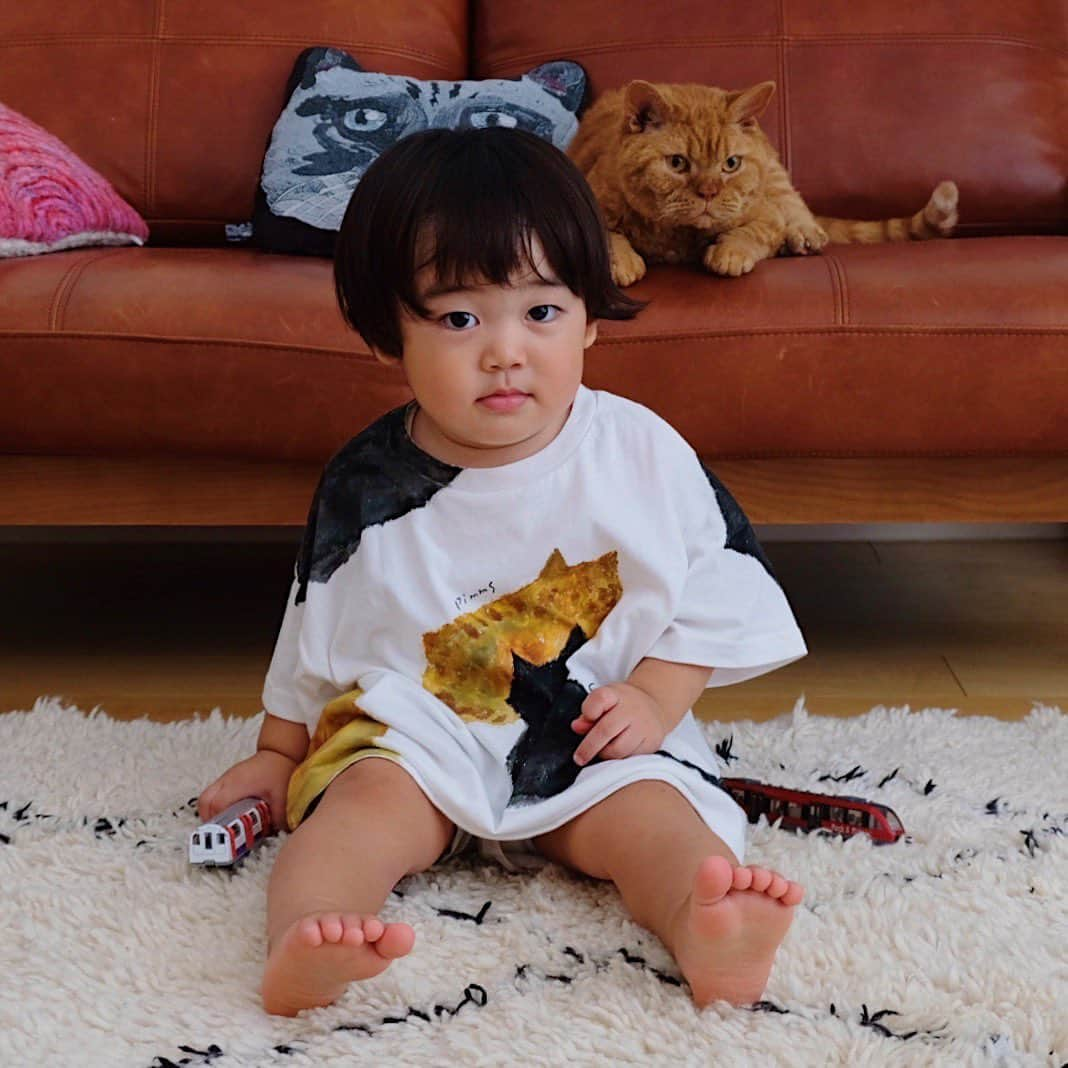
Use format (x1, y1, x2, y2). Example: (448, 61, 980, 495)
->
(376, 235, 598, 468)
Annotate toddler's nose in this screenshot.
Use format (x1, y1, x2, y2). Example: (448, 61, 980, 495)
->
(481, 338, 526, 371)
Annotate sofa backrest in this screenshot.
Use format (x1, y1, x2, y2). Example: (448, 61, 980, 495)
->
(474, 0, 1067, 236)
(3, 1, 1063, 243)
(0, 1, 468, 245)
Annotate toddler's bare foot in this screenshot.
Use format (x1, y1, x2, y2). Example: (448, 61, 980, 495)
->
(669, 856, 804, 1008)
(262, 912, 415, 1016)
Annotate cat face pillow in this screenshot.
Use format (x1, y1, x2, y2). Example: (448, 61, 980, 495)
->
(254, 47, 587, 256)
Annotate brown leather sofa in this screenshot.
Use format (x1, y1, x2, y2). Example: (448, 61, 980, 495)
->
(1, 1, 1065, 527)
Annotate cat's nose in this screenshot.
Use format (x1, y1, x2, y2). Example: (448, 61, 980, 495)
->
(697, 182, 721, 199)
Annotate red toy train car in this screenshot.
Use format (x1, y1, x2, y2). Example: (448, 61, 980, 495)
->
(189, 797, 272, 866)
(721, 778, 905, 844)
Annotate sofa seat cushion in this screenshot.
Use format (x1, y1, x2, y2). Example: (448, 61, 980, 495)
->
(1, 237, 1064, 463)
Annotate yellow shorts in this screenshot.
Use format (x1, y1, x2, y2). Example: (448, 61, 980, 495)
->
(286, 697, 548, 874)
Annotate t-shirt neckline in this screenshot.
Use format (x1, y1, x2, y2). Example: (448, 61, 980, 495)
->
(397, 384, 595, 494)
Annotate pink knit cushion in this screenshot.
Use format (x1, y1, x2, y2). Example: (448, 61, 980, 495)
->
(0, 102, 149, 258)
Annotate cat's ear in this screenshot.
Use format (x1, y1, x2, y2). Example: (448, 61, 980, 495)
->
(296, 46, 363, 91)
(525, 61, 588, 115)
(726, 81, 776, 128)
(623, 80, 669, 134)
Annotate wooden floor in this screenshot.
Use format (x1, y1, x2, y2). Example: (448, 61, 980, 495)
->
(1, 537, 1065, 723)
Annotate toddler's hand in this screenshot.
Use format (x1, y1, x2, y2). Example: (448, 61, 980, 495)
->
(197, 749, 297, 833)
(571, 683, 668, 766)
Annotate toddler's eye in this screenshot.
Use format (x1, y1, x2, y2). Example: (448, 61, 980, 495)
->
(668, 154, 690, 173)
(528, 305, 561, 322)
(723, 155, 741, 172)
(442, 311, 477, 330)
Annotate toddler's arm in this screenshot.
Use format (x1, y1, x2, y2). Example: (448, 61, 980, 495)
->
(197, 713, 310, 831)
(572, 658, 714, 765)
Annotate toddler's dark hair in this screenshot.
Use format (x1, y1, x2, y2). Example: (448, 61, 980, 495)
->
(334, 127, 647, 358)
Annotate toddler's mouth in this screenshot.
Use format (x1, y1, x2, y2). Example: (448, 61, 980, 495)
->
(477, 389, 530, 413)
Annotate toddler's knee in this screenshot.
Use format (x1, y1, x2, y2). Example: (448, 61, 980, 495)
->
(311, 757, 455, 869)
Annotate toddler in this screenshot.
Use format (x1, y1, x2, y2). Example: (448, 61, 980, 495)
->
(198, 127, 807, 1017)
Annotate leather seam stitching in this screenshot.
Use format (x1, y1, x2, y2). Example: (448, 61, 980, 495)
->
(598, 327, 1067, 343)
(698, 451, 1068, 460)
(144, 0, 163, 215)
(821, 255, 842, 325)
(3, 451, 1065, 462)
(0, 36, 462, 67)
(700, 450, 1068, 459)
(777, 0, 790, 172)
(479, 34, 1066, 73)
(46, 250, 130, 332)
(47, 262, 91, 332)
(5, 327, 1066, 352)
(825, 253, 851, 325)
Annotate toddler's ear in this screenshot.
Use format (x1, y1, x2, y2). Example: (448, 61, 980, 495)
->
(371, 346, 402, 367)
(584, 319, 599, 349)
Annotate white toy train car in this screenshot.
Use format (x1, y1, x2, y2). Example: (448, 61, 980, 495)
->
(189, 797, 271, 866)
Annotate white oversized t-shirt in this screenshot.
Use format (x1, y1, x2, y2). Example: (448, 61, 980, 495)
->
(263, 385, 807, 862)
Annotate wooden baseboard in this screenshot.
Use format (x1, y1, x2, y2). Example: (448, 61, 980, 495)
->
(0, 454, 1065, 525)
(712, 457, 1068, 522)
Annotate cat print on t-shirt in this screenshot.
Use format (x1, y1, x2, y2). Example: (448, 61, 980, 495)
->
(423, 548, 622, 805)
(290, 548, 624, 815)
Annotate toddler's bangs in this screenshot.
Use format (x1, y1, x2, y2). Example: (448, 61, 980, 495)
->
(397, 137, 596, 320)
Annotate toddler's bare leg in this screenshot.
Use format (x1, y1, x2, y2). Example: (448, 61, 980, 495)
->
(534, 780, 804, 1008)
(262, 756, 454, 1016)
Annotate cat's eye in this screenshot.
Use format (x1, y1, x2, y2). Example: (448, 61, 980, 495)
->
(723, 155, 742, 172)
(668, 154, 690, 173)
(471, 111, 519, 129)
(342, 107, 387, 133)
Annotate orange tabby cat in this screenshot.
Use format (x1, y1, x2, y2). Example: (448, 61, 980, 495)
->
(567, 79, 959, 284)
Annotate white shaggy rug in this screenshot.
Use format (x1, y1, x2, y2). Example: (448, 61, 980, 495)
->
(1, 697, 1065, 1068)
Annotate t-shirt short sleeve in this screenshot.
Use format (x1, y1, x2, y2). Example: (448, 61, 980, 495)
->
(260, 571, 348, 728)
(645, 450, 807, 687)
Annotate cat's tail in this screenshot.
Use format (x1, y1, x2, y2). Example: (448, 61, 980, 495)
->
(816, 181, 958, 244)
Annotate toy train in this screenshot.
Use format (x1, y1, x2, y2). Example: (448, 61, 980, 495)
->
(720, 778, 905, 844)
(187, 780, 905, 865)
(189, 797, 272, 866)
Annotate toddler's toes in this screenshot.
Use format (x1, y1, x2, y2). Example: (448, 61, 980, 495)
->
(296, 916, 325, 948)
(766, 873, 790, 899)
(372, 922, 416, 960)
(318, 913, 345, 944)
(340, 915, 366, 947)
(362, 915, 386, 942)
(731, 866, 754, 891)
(748, 867, 774, 893)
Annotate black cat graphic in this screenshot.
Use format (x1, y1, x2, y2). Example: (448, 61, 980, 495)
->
(505, 625, 590, 805)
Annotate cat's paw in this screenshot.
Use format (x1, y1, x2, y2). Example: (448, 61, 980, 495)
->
(704, 241, 760, 277)
(609, 233, 647, 287)
(783, 221, 828, 255)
